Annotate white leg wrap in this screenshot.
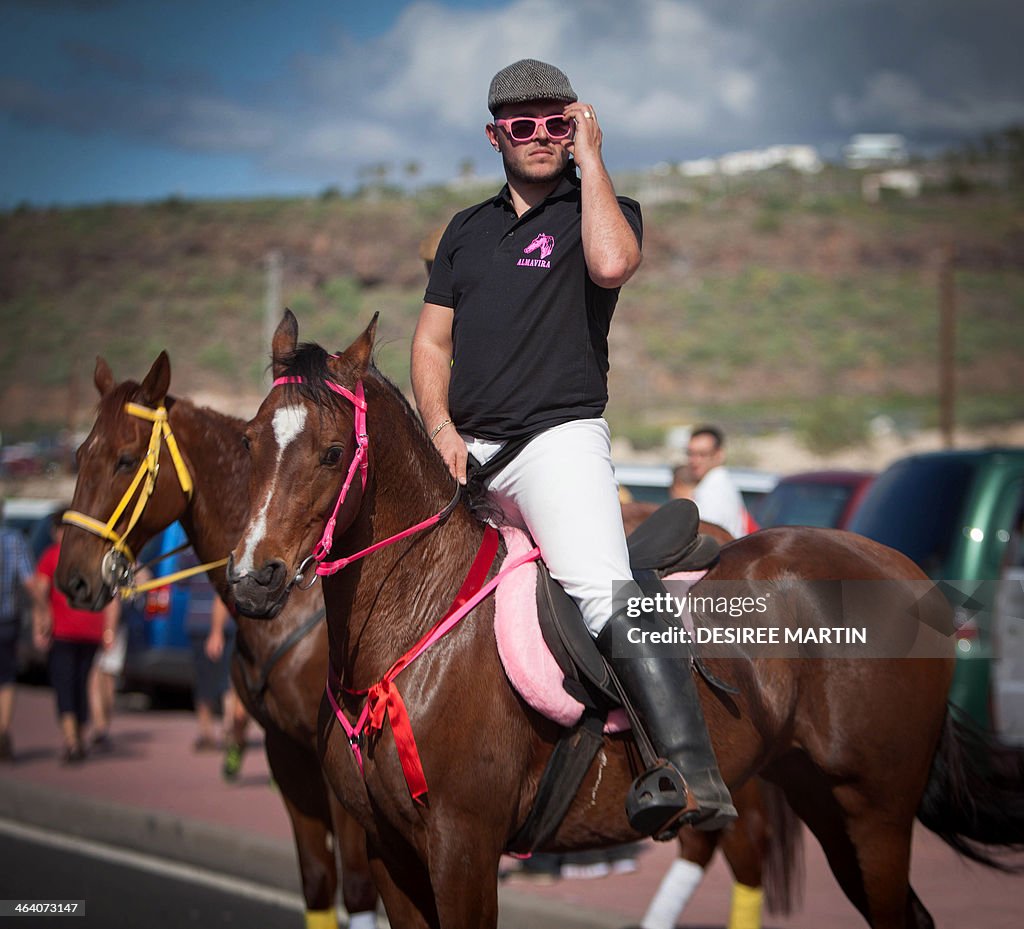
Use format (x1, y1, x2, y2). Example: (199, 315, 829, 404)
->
(641, 858, 705, 929)
(346, 912, 377, 929)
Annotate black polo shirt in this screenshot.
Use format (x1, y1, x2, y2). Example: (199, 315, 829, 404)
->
(425, 164, 642, 442)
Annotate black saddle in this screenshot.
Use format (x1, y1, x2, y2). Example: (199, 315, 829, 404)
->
(536, 498, 724, 710)
(627, 498, 722, 574)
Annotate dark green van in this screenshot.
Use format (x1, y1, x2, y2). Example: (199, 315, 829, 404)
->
(847, 448, 1024, 732)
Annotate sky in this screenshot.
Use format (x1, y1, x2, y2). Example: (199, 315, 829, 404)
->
(2, 0, 1023, 208)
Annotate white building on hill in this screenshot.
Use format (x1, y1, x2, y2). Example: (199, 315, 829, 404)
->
(843, 134, 909, 168)
(679, 144, 822, 177)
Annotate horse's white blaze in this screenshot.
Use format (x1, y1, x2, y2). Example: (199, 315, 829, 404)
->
(237, 405, 307, 574)
(272, 404, 308, 450)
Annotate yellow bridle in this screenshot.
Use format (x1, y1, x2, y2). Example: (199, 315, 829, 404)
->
(63, 401, 227, 597)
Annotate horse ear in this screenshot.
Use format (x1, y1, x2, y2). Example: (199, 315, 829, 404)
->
(94, 357, 115, 397)
(339, 313, 379, 376)
(272, 309, 299, 379)
(139, 351, 171, 407)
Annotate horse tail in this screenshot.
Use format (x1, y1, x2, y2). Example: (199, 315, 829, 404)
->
(917, 705, 1024, 871)
(760, 779, 804, 915)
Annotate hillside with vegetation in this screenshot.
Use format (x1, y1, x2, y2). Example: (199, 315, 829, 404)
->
(2, 160, 1022, 464)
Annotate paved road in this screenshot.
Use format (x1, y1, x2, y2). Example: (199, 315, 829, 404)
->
(3, 684, 1024, 928)
(0, 818, 303, 929)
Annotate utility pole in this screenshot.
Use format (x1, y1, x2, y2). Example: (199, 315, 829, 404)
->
(938, 243, 956, 448)
(264, 249, 282, 388)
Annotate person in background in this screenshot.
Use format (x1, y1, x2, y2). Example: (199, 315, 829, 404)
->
(186, 574, 229, 753)
(204, 595, 251, 781)
(87, 573, 147, 752)
(687, 425, 750, 538)
(87, 618, 124, 751)
(669, 463, 697, 501)
(0, 500, 36, 762)
(30, 511, 119, 763)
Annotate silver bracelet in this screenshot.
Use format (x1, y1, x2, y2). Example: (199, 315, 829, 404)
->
(429, 418, 452, 441)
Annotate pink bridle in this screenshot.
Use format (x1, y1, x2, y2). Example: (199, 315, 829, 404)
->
(271, 374, 459, 586)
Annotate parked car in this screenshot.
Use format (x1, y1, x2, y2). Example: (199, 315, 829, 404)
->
(120, 522, 210, 701)
(1, 497, 64, 559)
(614, 463, 675, 504)
(614, 463, 779, 521)
(726, 468, 781, 523)
(847, 448, 1024, 735)
(757, 470, 875, 530)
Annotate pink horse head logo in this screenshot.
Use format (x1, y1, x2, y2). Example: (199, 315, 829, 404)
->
(524, 233, 555, 260)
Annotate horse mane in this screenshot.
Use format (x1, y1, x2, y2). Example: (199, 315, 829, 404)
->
(275, 342, 424, 436)
(276, 342, 350, 413)
(101, 378, 244, 433)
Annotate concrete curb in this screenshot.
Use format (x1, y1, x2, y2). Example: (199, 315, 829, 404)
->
(0, 773, 626, 929)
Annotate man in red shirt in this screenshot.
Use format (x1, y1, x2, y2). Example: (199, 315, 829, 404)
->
(30, 512, 118, 763)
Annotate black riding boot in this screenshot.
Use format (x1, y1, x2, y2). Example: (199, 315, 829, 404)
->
(597, 607, 737, 836)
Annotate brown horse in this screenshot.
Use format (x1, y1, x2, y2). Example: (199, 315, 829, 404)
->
(228, 311, 1024, 929)
(55, 354, 380, 929)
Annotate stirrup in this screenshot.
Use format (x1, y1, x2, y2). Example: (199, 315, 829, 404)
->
(625, 760, 699, 840)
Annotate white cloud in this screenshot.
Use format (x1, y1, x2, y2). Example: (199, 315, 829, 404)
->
(297, 0, 766, 165)
(252, 0, 756, 182)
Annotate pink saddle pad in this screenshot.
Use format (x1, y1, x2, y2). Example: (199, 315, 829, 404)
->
(492, 527, 708, 732)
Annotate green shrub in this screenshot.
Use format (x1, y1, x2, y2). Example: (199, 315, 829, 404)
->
(796, 397, 869, 455)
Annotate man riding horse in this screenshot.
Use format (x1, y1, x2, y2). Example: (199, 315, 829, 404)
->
(410, 58, 736, 836)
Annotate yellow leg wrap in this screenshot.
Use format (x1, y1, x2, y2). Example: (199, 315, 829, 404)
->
(304, 909, 337, 929)
(727, 882, 764, 929)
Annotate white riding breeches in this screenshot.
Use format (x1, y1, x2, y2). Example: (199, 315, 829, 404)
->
(464, 418, 632, 637)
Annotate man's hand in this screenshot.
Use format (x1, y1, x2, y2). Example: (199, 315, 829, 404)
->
(563, 99, 642, 288)
(564, 101, 602, 170)
(433, 425, 468, 485)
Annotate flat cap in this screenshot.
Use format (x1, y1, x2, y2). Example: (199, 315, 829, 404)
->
(487, 59, 577, 115)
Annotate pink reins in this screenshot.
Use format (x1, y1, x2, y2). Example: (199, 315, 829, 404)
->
(326, 524, 541, 803)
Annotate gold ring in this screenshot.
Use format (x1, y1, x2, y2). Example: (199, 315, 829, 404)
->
(584, 110, 592, 119)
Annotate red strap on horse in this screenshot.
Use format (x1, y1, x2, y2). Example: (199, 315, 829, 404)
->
(341, 525, 501, 804)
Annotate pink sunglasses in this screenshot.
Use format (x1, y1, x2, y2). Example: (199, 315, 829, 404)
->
(494, 115, 575, 143)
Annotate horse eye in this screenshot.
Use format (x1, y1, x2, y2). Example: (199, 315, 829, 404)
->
(321, 446, 344, 466)
(241, 434, 251, 452)
(116, 453, 139, 472)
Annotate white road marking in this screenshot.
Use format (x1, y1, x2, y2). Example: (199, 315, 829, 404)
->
(0, 817, 302, 912)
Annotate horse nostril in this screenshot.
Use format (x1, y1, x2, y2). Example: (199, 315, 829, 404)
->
(260, 559, 287, 591)
(68, 572, 91, 605)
